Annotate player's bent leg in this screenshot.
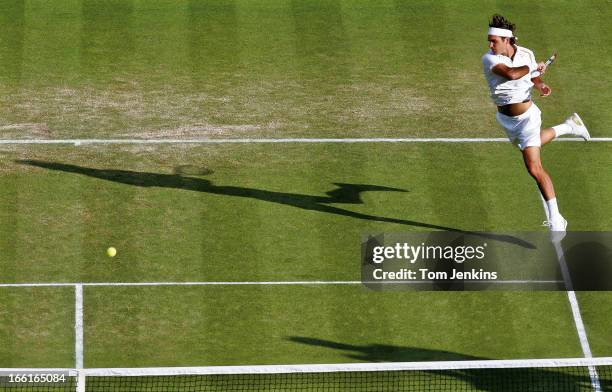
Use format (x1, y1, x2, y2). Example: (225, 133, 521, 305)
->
(540, 128, 556, 146)
(521, 147, 567, 231)
(522, 147, 554, 199)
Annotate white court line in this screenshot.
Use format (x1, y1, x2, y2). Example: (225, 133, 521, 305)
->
(0, 137, 611, 145)
(77, 372, 86, 392)
(4, 357, 612, 375)
(75, 284, 84, 370)
(552, 241, 601, 391)
(0, 281, 361, 287)
(0, 280, 562, 288)
(79, 357, 612, 376)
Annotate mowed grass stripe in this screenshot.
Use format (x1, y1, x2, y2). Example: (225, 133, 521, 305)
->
(0, 287, 75, 367)
(574, 293, 612, 358)
(1, 142, 610, 367)
(84, 286, 585, 367)
(1, 142, 610, 284)
(1, 1, 611, 138)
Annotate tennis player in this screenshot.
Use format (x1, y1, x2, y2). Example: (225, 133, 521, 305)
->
(482, 14, 590, 232)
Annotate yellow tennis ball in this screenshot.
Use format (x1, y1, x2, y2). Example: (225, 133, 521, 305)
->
(106, 247, 117, 257)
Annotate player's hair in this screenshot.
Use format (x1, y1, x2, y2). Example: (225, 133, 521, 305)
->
(489, 14, 516, 45)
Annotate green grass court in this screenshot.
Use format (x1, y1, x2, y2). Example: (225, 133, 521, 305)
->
(1, 1, 612, 391)
(1, 143, 612, 369)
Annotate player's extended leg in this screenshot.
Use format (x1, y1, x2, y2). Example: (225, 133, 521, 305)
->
(540, 113, 591, 146)
(522, 146, 567, 231)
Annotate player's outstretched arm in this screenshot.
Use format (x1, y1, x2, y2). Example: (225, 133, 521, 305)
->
(491, 63, 531, 80)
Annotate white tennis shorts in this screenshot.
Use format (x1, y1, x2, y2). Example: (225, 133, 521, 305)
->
(496, 103, 542, 150)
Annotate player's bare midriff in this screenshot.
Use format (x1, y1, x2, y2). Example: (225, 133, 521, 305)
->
(497, 99, 531, 117)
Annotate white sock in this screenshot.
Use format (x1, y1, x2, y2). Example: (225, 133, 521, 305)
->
(546, 197, 562, 221)
(539, 192, 550, 222)
(552, 123, 572, 138)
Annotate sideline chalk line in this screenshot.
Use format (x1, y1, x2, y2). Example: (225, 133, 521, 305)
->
(552, 241, 601, 391)
(74, 284, 84, 370)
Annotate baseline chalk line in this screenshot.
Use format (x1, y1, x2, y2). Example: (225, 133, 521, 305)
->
(0, 137, 611, 145)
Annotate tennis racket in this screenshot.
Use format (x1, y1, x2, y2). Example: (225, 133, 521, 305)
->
(544, 52, 557, 67)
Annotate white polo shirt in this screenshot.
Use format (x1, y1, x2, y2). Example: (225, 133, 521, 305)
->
(482, 45, 538, 106)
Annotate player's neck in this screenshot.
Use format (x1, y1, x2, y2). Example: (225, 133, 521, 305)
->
(507, 44, 517, 60)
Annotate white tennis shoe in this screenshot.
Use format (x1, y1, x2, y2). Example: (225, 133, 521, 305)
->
(565, 113, 591, 141)
(549, 216, 568, 232)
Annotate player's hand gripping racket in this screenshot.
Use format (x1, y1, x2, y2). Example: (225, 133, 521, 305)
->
(535, 52, 556, 76)
(532, 52, 557, 97)
(531, 52, 557, 78)
(536, 52, 556, 96)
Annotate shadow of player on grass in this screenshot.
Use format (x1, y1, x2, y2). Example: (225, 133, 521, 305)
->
(17, 160, 533, 248)
(288, 336, 604, 391)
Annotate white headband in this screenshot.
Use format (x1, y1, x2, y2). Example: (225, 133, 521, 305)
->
(488, 27, 514, 38)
